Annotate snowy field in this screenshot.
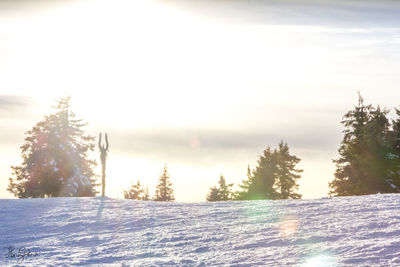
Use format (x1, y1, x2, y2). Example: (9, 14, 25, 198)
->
(1, 194, 400, 266)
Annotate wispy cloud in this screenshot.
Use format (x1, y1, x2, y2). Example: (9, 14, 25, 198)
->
(110, 120, 342, 164)
(0, 0, 76, 15)
(160, 0, 400, 27)
(0, 95, 31, 112)
(0, 95, 35, 145)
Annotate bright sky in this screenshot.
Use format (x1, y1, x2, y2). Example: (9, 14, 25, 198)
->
(1, 0, 400, 201)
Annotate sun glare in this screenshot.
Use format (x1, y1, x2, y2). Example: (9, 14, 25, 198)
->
(3, 0, 337, 130)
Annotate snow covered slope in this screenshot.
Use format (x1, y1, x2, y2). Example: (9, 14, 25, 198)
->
(1, 194, 400, 266)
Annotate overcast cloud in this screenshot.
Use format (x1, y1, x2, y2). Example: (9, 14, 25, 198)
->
(161, 0, 400, 27)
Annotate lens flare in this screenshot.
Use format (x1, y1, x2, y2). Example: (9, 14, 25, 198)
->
(189, 137, 200, 148)
(240, 202, 276, 224)
(278, 216, 299, 238)
(301, 253, 337, 267)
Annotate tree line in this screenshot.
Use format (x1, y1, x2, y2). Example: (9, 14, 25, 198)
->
(7, 94, 400, 201)
(124, 164, 175, 201)
(206, 141, 302, 201)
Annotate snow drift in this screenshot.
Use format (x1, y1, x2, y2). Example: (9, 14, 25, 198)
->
(1, 194, 400, 266)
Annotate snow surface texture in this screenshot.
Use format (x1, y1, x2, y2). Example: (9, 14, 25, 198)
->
(1, 194, 400, 266)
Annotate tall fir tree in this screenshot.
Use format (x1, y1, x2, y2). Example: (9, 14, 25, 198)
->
(8, 96, 98, 198)
(154, 164, 175, 201)
(330, 94, 400, 195)
(329, 94, 373, 195)
(124, 180, 145, 200)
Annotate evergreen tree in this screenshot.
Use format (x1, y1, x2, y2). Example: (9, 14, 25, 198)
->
(8, 96, 98, 198)
(391, 108, 400, 153)
(124, 180, 145, 200)
(206, 174, 234, 201)
(385, 108, 400, 191)
(154, 164, 175, 201)
(275, 141, 303, 199)
(218, 174, 233, 200)
(237, 142, 302, 200)
(142, 186, 150, 201)
(206, 186, 220, 201)
(236, 165, 254, 200)
(329, 94, 372, 195)
(329, 94, 397, 196)
(245, 147, 278, 200)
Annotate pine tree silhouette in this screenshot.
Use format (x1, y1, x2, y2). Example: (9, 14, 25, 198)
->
(142, 186, 150, 201)
(124, 180, 145, 200)
(206, 174, 234, 201)
(154, 164, 175, 201)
